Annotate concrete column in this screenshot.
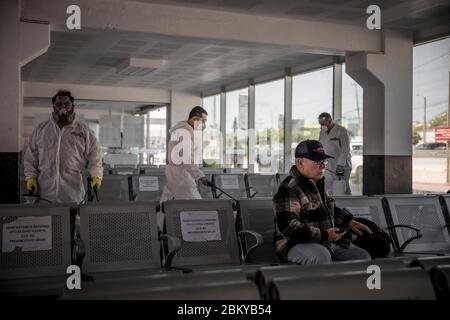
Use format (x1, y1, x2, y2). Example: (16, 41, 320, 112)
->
(284, 70, 293, 173)
(346, 29, 413, 195)
(333, 62, 342, 121)
(248, 82, 255, 173)
(0, 0, 50, 203)
(220, 91, 226, 167)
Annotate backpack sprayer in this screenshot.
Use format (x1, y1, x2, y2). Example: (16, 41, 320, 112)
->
(23, 186, 51, 204)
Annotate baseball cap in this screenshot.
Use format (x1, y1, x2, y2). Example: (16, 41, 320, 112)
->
(295, 140, 334, 161)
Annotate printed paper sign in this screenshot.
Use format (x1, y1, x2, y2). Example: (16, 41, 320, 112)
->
(180, 211, 221, 242)
(2, 216, 52, 253)
(345, 206, 372, 220)
(139, 176, 159, 191)
(220, 175, 239, 190)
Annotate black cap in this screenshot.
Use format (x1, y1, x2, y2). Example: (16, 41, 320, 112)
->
(295, 140, 334, 161)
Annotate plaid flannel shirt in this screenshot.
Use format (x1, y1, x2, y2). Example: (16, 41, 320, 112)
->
(273, 165, 354, 260)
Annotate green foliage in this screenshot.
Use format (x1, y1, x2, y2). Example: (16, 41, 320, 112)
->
(412, 129, 421, 145)
(429, 112, 448, 129)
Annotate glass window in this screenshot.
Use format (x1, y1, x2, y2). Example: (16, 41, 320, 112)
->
(292, 67, 333, 163)
(255, 79, 284, 173)
(412, 37, 450, 193)
(146, 107, 167, 166)
(202, 94, 221, 168)
(342, 63, 363, 195)
(225, 88, 248, 168)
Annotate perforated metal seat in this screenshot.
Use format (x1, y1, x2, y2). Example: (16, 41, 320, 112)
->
(276, 173, 288, 185)
(212, 174, 247, 199)
(270, 267, 435, 300)
(138, 164, 158, 174)
(257, 258, 409, 299)
(334, 196, 396, 251)
(163, 199, 241, 269)
(430, 264, 450, 300)
(202, 169, 225, 175)
(78, 201, 161, 275)
(245, 174, 278, 198)
(143, 168, 165, 175)
(93, 175, 131, 202)
(110, 168, 139, 175)
(334, 196, 387, 228)
(439, 194, 450, 223)
(384, 196, 450, 253)
(131, 174, 165, 201)
(0, 203, 73, 297)
(237, 198, 280, 264)
(88, 280, 260, 300)
(64, 268, 248, 299)
(410, 255, 450, 270)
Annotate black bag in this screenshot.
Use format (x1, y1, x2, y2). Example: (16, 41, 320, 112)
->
(351, 217, 392, 258)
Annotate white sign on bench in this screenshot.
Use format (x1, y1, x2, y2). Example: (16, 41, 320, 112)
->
(180, 211, 221, 242)
(139, 176, 159, 191)
(2, 216, 52, 253)
(220, 175, 239, 190)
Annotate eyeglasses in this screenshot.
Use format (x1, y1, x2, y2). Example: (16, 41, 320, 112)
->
(296, 158, 328, 167)
(314, 160, 328, 167)
(54, 102, 73, 109)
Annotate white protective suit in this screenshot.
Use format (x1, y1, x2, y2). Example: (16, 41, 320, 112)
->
(319, 122, 352, 195)
(24, 117, 103, 203)
(160, 120, 205, 202)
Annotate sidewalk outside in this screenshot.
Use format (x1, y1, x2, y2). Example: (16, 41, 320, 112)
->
(413, 181, 450, 194)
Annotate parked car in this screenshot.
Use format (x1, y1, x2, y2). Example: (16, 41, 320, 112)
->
(415, 142, 447, 150)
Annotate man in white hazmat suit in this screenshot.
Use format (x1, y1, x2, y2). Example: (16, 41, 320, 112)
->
(24, 90, 103, 203)
(160, 106, 210, 202)
(318, 112, 352, 195)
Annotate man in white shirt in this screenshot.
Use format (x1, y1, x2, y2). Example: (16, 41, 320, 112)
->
(318, 112, 352, 195)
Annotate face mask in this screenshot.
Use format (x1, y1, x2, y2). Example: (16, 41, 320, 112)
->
(193, 120, 206, 131)
(53, 109, 75, 123)
(321, 125, 328, 131)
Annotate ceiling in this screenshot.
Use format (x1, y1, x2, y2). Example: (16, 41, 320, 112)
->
(21, 0, 449, 97)
(22, 29, 322, 93)
(131, 0, 450, 31)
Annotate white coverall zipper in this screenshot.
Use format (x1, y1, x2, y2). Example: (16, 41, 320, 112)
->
(55, 125, 64, 199)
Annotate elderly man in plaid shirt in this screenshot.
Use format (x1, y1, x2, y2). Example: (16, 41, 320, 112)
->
(274, 140, 372, 264)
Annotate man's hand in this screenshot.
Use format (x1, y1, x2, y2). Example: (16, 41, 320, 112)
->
(336, 165, 345, 176)
(90, 177, 102, 190)
(349, 219, 373, 236)
(26, 177, 38, 192)
(326, 227, 346, 242)
(198, 177, 211, 186)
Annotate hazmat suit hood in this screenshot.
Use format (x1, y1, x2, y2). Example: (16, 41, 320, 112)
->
(168, 120, 192, 133)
